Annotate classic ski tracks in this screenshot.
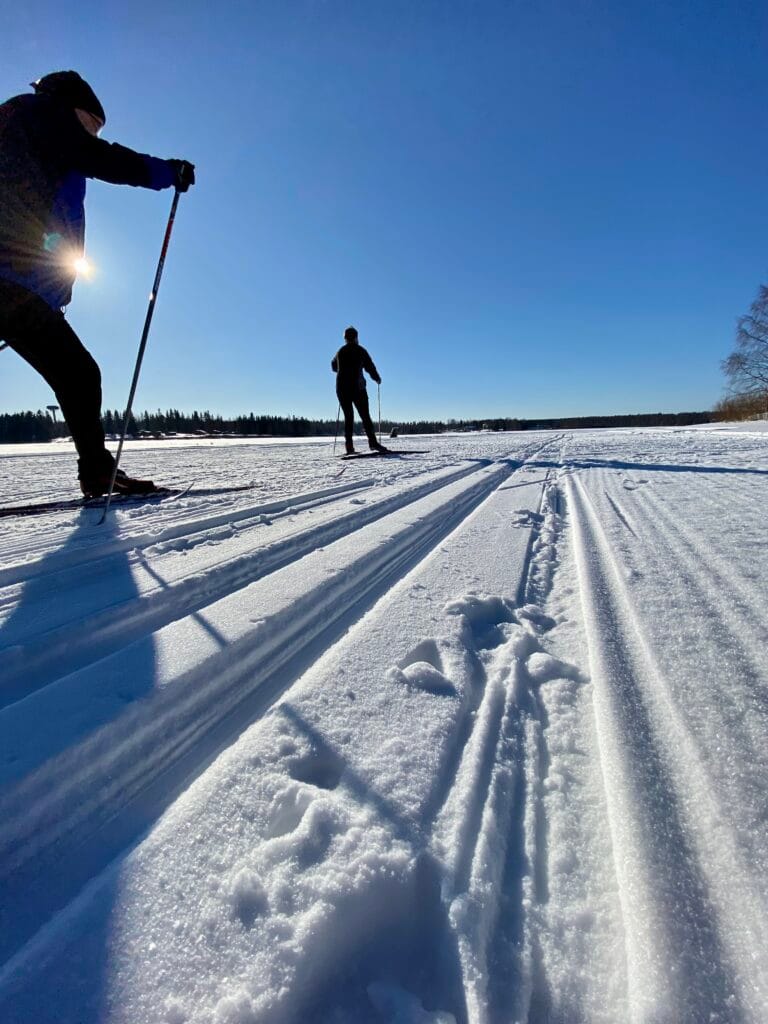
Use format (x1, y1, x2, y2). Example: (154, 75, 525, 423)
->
(0, 478, 377, 589)
(0, 445, 558, 709)
(0, 438, 560, 968)
(567, 474, 766, 1021)
(630, 478, 768, 664)
(0, 464, 480, 707)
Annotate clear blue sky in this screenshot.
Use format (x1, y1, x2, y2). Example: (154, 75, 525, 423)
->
(2, 1, 767, 421)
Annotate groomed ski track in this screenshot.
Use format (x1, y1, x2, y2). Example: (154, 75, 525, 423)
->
(0, 430, 766, 1023)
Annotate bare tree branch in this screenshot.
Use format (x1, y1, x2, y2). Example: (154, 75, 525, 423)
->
(722, 282, 768, 406)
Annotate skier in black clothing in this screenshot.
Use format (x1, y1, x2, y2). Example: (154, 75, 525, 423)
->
(331, 326, 385, 455)
(0, 71, 195, 497)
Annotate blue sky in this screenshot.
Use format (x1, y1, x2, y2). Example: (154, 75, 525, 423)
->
(2, 1, 767, 421)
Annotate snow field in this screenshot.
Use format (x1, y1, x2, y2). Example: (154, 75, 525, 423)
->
(0, 428, 766, 1023)
(0, 458, 521, 963)
(1, 445, 561, 1022)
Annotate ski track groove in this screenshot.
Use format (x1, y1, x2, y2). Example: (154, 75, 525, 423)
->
(568, 473, 766, 1023)
(0, 478, 376, 589)
(0, 444, 558, 968)
(0, 462, 488, 709)
(628, 473, 768, 661)
(596, 470, 768, 818)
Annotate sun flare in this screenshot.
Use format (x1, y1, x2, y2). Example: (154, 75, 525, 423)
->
(73, 256, 92, 277)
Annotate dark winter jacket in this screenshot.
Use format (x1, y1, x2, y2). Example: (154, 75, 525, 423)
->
(0, 93, 175, 309)
(331, 343, 381, 396)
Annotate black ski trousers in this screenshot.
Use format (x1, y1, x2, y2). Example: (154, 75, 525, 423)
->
(337, 386, 377, 452)
(0, 279, 112, 478)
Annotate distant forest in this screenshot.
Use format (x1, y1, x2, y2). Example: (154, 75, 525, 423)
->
(0, 407, 713, 444)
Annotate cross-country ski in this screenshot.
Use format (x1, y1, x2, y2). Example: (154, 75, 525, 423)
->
(0, 483, 259, 518)
(339, 448, 431, 460)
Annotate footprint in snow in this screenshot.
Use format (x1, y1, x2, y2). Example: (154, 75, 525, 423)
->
(399, 637, 443, 674)
(444, 593, 518, 650)
(444, 593, 516, 628)
(266, 784, 314, 839)
(288, 743, 345, 791)
(264, 783, 337, 868)
(387, 662, 455, 696)
(526, 651, 584, 685)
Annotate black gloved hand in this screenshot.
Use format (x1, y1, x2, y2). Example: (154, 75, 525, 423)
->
(168, 159, 196, 192)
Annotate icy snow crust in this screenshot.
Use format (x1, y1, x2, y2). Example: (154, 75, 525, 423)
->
(0, 429, 766, 1023)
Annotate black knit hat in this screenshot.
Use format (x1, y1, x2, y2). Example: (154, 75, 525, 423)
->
(32, 71, 106, 125)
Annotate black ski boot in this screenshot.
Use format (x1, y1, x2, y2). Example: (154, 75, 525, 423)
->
(79, 468, 158, 499)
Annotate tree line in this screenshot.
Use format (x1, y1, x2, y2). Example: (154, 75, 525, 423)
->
(0, 407, 712, 444)
(718, 282, 768, 421)
(4, 281, 765, 443)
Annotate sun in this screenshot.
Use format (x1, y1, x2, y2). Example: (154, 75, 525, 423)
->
(73, 256, 92, 277)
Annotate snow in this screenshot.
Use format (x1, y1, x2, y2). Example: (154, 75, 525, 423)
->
(0, 428, 766, 1023)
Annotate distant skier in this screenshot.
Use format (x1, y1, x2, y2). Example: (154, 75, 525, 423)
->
(0, 71, 195, 497)
(331, 326, 385, 455)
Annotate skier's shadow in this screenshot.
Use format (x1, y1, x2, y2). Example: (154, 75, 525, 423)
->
(0, 509, 157, 736)
(0, 510, 158, 1019)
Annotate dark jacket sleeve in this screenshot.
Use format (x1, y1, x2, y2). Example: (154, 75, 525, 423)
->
(68, 130, 175, 191)
(362, 348, 381, 383)
(331, 352, 339, 372)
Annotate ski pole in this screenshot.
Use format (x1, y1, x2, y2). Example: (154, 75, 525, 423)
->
(99, 188, 182, 524)
(377, 383, 382, 443)
(333, 403, 341, 455)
